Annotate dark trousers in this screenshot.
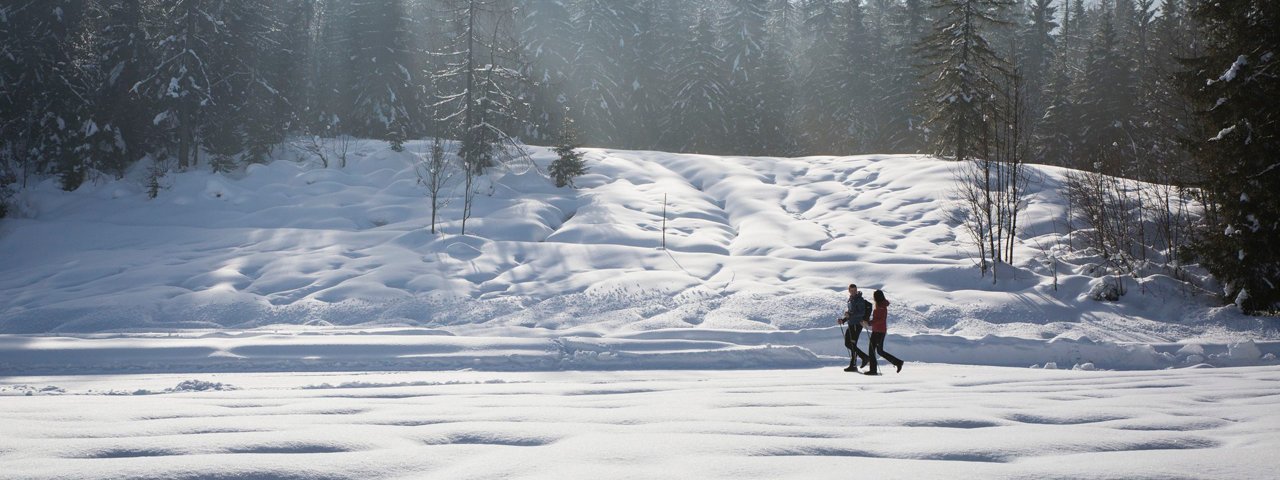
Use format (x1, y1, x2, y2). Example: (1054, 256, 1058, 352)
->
(867, 331, 902, 373)
(844, 323, 869, 366)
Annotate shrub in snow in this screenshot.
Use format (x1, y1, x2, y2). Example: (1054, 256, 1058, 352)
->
(1073, 363, 1097, 371)
(1264, 353, 1276, 361)
(1043, 362, 1058, 370)
(1185, 354, 1205, 365)
(1088, 279, 1122, 302)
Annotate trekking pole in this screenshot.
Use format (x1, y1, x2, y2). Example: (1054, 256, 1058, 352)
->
(838, 319, 849, 353)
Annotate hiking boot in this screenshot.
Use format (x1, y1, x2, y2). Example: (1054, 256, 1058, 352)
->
(843, 366, 859, 372)
(895, 362, 904, 373)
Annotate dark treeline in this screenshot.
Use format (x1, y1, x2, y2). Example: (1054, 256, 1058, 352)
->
(0, 0, 1276, 311)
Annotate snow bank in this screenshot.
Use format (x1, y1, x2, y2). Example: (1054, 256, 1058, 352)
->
(1, 329, 1274, 375)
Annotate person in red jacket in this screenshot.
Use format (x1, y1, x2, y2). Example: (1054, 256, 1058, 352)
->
(863, 289, 904, 375)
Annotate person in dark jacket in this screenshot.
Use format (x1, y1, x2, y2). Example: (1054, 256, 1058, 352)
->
(837, 283, 872, 372)
(864, 289, 904, 375)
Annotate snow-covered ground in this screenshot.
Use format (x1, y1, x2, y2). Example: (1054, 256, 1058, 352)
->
(0, 140, 1275, 371)
(3, 366, 1279, 479)
(3, 141, 1279, 477)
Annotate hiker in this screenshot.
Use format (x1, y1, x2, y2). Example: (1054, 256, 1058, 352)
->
(837, 283, 872, 372)
(863, 289, 904, 375)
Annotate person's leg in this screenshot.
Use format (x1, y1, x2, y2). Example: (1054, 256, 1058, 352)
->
(881, 348, 903, 372)
(866, 332, 883, 374)
(851, 324, 869, 366)
(844, 327, 866, 371)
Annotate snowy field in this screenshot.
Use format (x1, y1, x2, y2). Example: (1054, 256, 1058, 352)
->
(3, 141, 1279, 477)
(3, 365, 1279, 479)
(1, 140, 1276, 371)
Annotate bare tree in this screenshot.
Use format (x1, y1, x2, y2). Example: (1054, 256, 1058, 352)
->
(431, 0, 530, 235)
(416, 136, 455, 234)
(1063, 168, 1144, 300)
(953, 38, 1030, 283)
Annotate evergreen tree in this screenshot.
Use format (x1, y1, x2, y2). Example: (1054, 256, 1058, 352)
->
(665, 11, 729, 153)
(839, 0, 883, 153)
(871, 0, 929, 153)
(203, 1, 286, 169)
(764, 0, 801, 155)
(549, 115, 587, 188)
(306, 0, 351, 138)
(241, 1, 311, 164)
(1180, 0, 1280, 312)
(83, 0, 153, 178)
(717, 0, 771, 154)
(619, 2, 665, 150)
(433, 0, 527, 173)
(1020, 0, 1058, 148)
(0, 1, 91, 189)
(795, 0, 846, 153)
(347, 0, 421, 141)
(1075, 1, 1138, 175)
(758, 27, 795, 156)
(518, 0, 576, 143)
(1036, 0, 1082, 167)
(571, 0, 637, 146)
(1141, 0, 1196, 179)
(135, 0, 220, 170)
(917, 0, 1015, 162)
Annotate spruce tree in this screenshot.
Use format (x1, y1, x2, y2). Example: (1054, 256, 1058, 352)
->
(917, 0, 1015, 162)
(518, 0, 576, 143)
(1075, 1, 1138, 175)
(571, 0, 636, 146)
(1180, 0, 1280, 312)
(717, 0, 771, 154)
(0, 1, 91, 189)
(665, 11, 729, 153)
(83, 0, 153, 178)
(795, 0, 846, 153)
(347, 0, 421, 141)
(135, 0, 220, 170)
(550, 116, 587, 188)
(203, 1, 284, 170)
(840, 0, 883, 153)
(871, 0, 929, 153)
(619, 2, 664, 150)
(306, 0, 351, 138)
(1020, 0, 1058, 147)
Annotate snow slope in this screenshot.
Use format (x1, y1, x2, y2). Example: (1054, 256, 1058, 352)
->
(0, 140, 1276, 371)
(3, 366, 1279, 479)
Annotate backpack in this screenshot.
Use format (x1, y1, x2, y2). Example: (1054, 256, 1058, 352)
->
(858, 297, 873, 323)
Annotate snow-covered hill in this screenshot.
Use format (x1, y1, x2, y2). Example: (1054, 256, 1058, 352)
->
(0, 140, 1275, 371)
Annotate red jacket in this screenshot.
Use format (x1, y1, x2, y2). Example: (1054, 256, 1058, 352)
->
(870, 301, 889, 332)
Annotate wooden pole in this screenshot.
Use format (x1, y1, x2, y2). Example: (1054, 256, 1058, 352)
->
(662, 193, 667, 250)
